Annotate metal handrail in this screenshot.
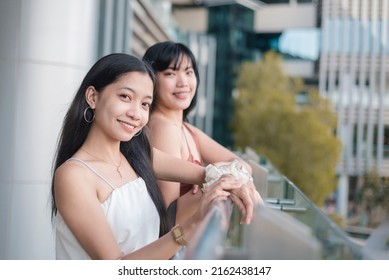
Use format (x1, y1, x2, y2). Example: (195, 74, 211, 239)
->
(178, 150, 364, 259)
(181, 199, 233, 259)
(266, 198, 296, 205)
(267, 204, 308, 213)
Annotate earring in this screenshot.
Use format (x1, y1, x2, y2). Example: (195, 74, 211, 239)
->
(83, 107, 95, 123)
(134, 129, 142, 137)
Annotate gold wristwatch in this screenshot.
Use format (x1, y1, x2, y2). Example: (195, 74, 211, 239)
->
(171, 224, 187, 246)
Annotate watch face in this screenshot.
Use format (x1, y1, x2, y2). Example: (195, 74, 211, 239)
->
(172, 227, 182, 237)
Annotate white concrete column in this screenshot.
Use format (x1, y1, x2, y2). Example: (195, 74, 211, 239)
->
(336, 174, 349, 219)
(0, 0, 99, 259)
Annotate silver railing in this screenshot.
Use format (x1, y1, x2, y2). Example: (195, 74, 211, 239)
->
(182, 199, 233, 260)
(179, 149, 364, 260)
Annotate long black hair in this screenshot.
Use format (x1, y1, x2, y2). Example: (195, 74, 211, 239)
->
(51, 53, 171, 236)
(142, 41, 200, 121)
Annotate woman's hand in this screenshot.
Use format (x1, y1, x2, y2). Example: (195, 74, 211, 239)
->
(194, 175, 242, 221)
(229, 180, 263, 224)
(202, 160, 263, 224)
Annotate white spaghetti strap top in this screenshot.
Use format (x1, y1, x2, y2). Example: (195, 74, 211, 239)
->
(66, 157, 116, 190)
(55, 157, 160, 259)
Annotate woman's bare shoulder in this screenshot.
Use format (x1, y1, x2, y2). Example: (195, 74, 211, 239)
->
(148, 115, 181, 135)
(184, 122, 208, 139)
(148, 115, 183, 155)
(54, 159, 94, 193)
(184, 122, 199, 132)
(55, 158, 87, 176)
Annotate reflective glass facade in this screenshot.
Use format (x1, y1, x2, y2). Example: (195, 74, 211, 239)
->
(207, 4, 255, 147)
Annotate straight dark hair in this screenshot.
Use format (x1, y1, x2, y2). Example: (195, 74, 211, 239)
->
(142, 41, 200, 121)
(50, 53, 171, 236)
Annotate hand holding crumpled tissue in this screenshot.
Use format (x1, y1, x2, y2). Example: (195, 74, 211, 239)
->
(202, 159, 253, 191)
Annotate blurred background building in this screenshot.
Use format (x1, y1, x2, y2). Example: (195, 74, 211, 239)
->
(174, 0, 389, 222)
(0, 0, 388, 259)
(318, 0, 389, 219)
(173, 0, 319, 146)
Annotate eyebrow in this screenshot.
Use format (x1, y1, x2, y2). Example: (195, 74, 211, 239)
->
(117, 86, 153, 100)
(167, 65, 193, 71)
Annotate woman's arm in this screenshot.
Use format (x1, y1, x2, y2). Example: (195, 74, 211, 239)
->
(152, 147, 205, 186)
(158, 177, 182, 207)
(55, 163, 125, 259)
(150, 121, 260, 224)
(55, 162, 239, 260)
(189, 124, 252, 174)
(189, 125, 264, 223)
(152, 143, 261, 224)
(124, 175, 242, 260)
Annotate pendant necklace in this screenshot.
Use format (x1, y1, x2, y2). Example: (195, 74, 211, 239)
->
(81, 148, 123, 178)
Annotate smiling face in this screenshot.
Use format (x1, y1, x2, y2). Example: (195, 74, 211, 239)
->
(154, 54, 197, 113)
(86, 71, 154, 142)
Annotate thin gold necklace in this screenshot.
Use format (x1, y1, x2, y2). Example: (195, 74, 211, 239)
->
(81, 148, 123, 178)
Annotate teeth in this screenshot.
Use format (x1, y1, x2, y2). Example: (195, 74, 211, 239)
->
(119, 120, 135, 129)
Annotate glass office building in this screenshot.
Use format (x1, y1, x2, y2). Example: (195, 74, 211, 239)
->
(207, 4, 256, 147)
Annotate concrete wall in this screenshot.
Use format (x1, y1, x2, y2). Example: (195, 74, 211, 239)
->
(0, 0, 99, 259)
(254, 3, 316, 32)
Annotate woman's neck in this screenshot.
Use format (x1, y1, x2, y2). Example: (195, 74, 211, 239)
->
(152, 106, 184, 126)
(82, 127, 121, 158)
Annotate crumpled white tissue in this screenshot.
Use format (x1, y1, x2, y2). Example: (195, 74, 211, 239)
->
(203, 159, 252, 188)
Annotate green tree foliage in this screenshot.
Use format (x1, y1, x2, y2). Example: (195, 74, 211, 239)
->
(232, 51, 342, 207)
